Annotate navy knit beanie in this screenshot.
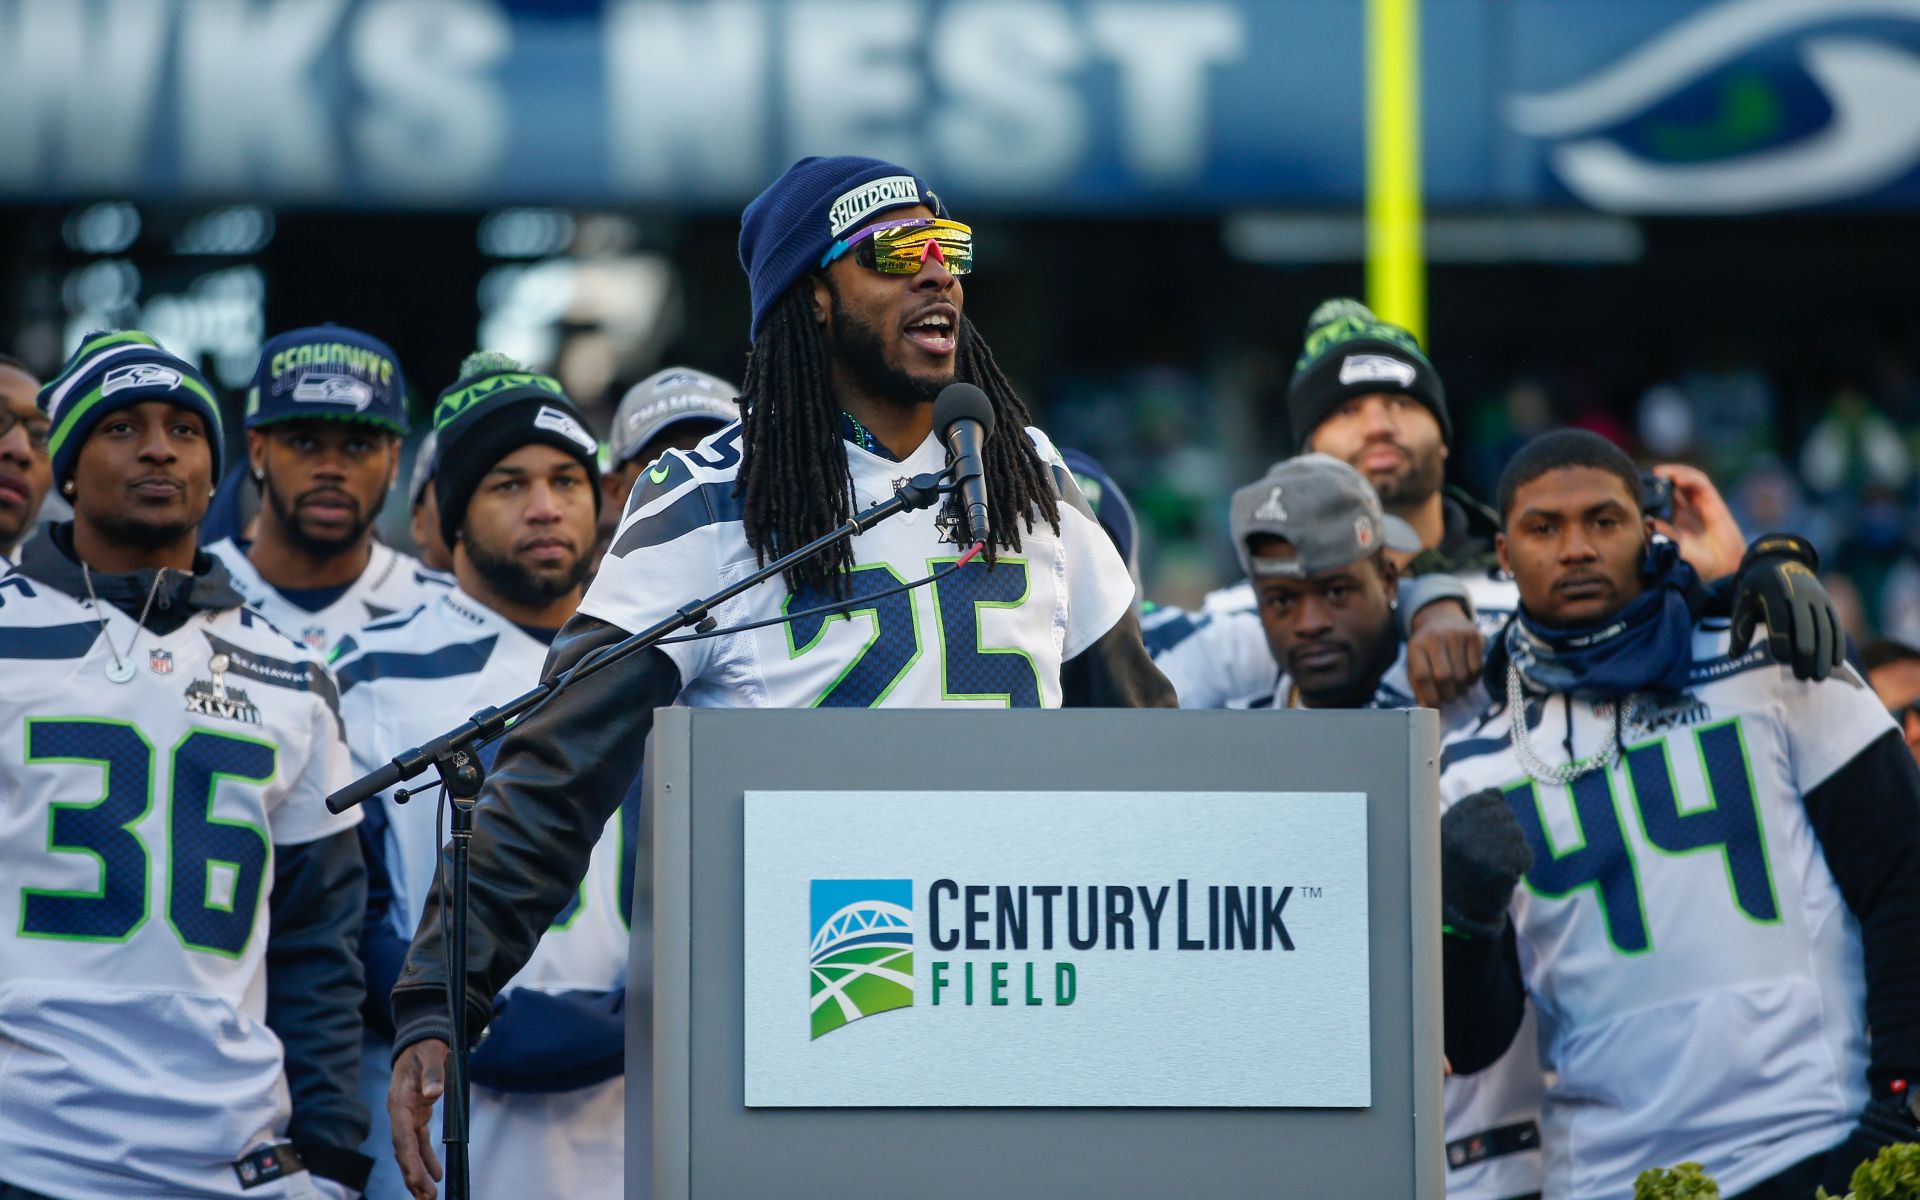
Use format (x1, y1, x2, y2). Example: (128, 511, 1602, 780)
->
(38, 329, 225, 486)
(738, 156, 946, 344)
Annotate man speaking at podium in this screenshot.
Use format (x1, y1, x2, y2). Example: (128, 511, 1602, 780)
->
(383, 156, 1175, 1197)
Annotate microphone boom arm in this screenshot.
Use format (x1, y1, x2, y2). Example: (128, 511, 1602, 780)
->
(326, 467, 955, 814)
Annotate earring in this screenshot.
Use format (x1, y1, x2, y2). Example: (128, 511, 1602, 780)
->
(61, 480, 75, 496)
(208, 484, 218, 497)
(252, 467, 264, 482)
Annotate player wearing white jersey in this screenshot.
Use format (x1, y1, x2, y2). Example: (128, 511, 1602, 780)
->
(1439, 431, 1920, 1200)
(1212, 454, 1547, 1200)
(334, 362, 622, 1200)
(1152, 298, 1830, 729)
(382, 156, 1173, 1198)
(1, 331, 368, 1199)
(204, 325, 448, 655)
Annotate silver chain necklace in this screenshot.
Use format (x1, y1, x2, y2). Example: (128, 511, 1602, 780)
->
(1506, 661, 1634, 785)
(82, 562, 169, 684)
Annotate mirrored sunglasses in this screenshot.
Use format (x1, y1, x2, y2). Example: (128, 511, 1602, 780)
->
(821, 217, 974, 276)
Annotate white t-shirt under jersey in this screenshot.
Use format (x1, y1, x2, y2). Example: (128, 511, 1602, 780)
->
(583, 421, 1134, 708)
(0, 571, 356, 1198)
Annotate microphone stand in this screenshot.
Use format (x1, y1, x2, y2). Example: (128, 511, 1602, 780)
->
(326, 468, 955, 1200)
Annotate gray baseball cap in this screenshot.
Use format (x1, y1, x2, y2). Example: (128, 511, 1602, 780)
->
(611, 367, 738, 466)
(1229, 453, 1421, 581)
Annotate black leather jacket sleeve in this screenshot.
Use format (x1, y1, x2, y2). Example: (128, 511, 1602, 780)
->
(267, 828, 374, 1188)
(1441, 922, 1527, 1076)
(390, 615, 681, 1058)
(1061, 608, 1178, 708)
(1802, 728, 1920, 1096)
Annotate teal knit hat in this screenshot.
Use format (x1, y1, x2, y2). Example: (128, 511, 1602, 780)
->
(37, 330, 225, 486)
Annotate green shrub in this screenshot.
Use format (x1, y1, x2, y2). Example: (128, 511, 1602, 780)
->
(1817, 1141, 1920, 1200)
(1635, 1162, 1721, 1199)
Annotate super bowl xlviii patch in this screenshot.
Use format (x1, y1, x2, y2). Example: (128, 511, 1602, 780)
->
(185, 655, 262, 726)
(935, 500, 964, 545)
(1630, 691, 1712, 737)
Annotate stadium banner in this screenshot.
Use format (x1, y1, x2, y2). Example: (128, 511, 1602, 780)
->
(741, 789, 1371, 1107)
(10, 0, 1920, 213)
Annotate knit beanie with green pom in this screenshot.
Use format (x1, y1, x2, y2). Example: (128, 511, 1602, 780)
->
(1285, 298, 1449, 449)
(430, 351, 602, 548)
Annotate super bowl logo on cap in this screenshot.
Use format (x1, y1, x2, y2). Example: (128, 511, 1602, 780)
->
(1253, 486, 1288, 522)
(1338, 353, 1417, 389)
(102, 363, 183, 396)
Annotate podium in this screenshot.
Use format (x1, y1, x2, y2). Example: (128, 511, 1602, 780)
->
(632, 708, 1443, 1199)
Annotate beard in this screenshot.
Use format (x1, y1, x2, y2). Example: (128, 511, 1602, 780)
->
(464, 531, 589, 608)
(827, 281, 945, 409)
(1365, 440, 1446, 510)
(262, 470, 374, 558)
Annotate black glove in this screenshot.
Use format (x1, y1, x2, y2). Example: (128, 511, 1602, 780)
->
(1818, 1092, 1920, 1196)
(1730, 534, 1845, 683)
(1441, 789, 1533, 941)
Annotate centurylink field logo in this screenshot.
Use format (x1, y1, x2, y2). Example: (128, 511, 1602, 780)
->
(809, 879, 914, 1040)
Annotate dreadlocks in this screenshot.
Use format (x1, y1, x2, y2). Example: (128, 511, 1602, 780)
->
(736, 285, 1061, 598)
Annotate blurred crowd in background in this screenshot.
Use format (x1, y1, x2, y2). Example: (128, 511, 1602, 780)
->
(8, 0, 1920, 643)
(11, 230, 1920, 648)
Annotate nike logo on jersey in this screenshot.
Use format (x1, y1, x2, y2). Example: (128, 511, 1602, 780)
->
(649, 462, 671, 484)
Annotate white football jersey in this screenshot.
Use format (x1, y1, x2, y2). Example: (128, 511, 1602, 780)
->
(1439, 620, 1888, 1199)
(0, 571, 357, 1198)
(582, 422, 1134, 708)
(333, 589, 630, 1200)
(1152, 568, 1517, 713)
(1144, 605, 1278, 709)
(208, 537, 451, 655)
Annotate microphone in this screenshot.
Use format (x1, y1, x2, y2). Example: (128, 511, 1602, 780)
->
(933, 382, 995, 548)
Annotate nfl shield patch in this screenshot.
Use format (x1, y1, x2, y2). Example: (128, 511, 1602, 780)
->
(149, 648, 174, 675)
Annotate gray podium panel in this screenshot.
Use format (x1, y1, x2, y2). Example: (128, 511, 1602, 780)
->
(635, 708, 1442, 1199)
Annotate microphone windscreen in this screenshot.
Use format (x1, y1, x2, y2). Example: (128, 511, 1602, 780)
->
(933, 382, 995, 443)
